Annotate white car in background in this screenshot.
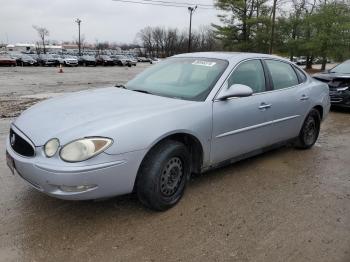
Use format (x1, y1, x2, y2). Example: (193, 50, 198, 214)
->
(62, 55, 78, 66)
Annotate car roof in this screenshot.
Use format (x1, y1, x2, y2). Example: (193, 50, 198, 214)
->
(173, 52, 288, 62)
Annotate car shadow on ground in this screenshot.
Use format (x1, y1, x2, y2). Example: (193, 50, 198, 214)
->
(19, 144, 291, 215)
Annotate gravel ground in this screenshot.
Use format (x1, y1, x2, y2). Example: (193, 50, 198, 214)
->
(0, 64, 349, 262)
(0, 64, 150, 118)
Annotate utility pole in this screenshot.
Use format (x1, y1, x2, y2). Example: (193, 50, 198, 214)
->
(75, 18, 82, 56)
(269, 0, 277, 54)
(188, 6, 197, 53)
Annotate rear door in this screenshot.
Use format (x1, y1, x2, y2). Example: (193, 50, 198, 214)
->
(262, 59, 311, 143)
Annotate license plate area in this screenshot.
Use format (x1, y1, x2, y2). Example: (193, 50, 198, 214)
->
(6, 151, 15, 175)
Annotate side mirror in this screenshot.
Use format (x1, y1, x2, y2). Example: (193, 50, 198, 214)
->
(217, 84, 253, 100)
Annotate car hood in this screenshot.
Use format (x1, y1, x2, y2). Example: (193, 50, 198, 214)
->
(13, 87, 192, 146)
(313, 72, 350, 81)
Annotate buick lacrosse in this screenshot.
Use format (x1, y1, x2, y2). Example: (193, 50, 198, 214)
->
(6, 52, 330, 210)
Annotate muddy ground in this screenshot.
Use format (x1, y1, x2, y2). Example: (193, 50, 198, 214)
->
(0, 65, 349, 262)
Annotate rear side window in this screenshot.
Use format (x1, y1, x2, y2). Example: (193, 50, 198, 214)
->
(266, 60, 299, 90)
(228, 60, 266, 93)
(294, 67, 307, 83)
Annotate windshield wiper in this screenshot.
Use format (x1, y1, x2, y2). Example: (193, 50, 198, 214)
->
(115, 84, 126, 89)
(132, 89, 153, 95)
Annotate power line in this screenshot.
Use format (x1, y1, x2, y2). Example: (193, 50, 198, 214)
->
(112, 0, 215, 9)
(143, 0, 213, 7)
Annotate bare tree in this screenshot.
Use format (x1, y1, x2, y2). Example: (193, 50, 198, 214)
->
(33, 25, 49, 54)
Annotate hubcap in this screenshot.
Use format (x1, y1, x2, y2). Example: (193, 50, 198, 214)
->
(304, 117, 317, 145)
(160, 157, 183, 197)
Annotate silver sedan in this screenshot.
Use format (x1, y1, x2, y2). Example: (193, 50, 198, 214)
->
(6, 52, 330, 210)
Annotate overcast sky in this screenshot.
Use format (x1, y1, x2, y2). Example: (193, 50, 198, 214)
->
(0, 0, 220, 45)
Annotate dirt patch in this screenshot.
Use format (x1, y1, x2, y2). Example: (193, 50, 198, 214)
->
(0, 97, 43, 118)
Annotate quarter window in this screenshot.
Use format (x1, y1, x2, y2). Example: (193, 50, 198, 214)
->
(294, 67, 307, 83)
(227, 60, 266, 93)
(266, 60, 299, 90)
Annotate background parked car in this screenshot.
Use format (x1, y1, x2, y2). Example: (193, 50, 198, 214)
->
(37, 54, 57, 66)
(125, 55, 137, 66)
(137, 56, 150, 62)
(296, 57, 307, 65)
(78, 55, 97, 66)
(96, 55, 114, 66)
(111, 55, 128, 66)
(51, 54, 64, 65)
(9, 53, 22, 65)
(0, 55, 17, 66)
(150, 57, 161, 64)
(62, 55, 79, 67)
(313, 60, 350, 108)
(16, 54, 38, 66)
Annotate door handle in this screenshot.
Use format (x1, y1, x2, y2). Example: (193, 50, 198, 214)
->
(300, 95, 309, 101)
(259, 103, 272, 110)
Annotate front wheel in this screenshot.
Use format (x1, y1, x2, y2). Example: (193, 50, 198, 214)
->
(136, 140, 191, 211)
(295, 109, 321, 149)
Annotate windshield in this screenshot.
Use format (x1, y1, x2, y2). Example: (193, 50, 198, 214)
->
(22, 55, 33, 59)
(329, 60, 350, 74)
(125, 57, 228, 101)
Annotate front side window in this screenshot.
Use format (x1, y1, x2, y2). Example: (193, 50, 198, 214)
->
(266, 60, 299, 90)
(227, 60, 266, 93)
(126, 58, 228, 101)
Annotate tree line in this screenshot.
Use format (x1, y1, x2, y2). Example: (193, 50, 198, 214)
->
(137, 26, 219, 57)
(138, 0, 350, 69)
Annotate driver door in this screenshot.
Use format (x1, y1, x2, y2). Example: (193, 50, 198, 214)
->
(210, 59, 274, 164)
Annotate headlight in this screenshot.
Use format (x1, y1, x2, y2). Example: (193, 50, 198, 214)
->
(60, 137, 112, 162)
(44, 138, 60, 157)
(337, 86, 349, 92)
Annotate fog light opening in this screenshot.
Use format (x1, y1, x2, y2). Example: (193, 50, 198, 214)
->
(58, 184, 97, 193)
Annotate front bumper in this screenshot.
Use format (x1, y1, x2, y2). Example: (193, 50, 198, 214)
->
(64, 61, 78, 66)
(329, 88, 350, 107)
(6, 136, 146, 200)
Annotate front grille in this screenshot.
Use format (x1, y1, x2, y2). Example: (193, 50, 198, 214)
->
(9, 129, 35, 157)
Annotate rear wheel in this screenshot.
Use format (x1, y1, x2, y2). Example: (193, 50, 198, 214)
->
(295, 109, 321, 149)
(136, 140, 191, 211)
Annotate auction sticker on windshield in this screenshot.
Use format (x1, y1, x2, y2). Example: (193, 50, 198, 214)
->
(192, 60, 216, 67)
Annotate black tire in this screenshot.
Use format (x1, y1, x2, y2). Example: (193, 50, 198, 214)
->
(136, 140, 191, 211)
(295, 109, 321, 149)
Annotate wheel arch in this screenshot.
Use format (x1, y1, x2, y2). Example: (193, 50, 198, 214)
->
(313, 105, 323, 120)
(133, 131, 204, 191)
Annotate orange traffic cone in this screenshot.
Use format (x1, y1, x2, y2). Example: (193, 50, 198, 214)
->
(58, 64, 63, 73)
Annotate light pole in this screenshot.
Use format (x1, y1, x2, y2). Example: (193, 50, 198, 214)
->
(75, 18, 82, 56)
(188, 6, 197, 53)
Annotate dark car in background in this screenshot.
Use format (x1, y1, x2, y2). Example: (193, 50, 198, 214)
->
(0, 55, 17, 66)
(96, 55, 114, 66)
(37, 54, 57, 66)
(110, 55, 128, 66)
(313, 60, 350, 108)
(78, 55, 97, 66)
(16, 54, 38, 66)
